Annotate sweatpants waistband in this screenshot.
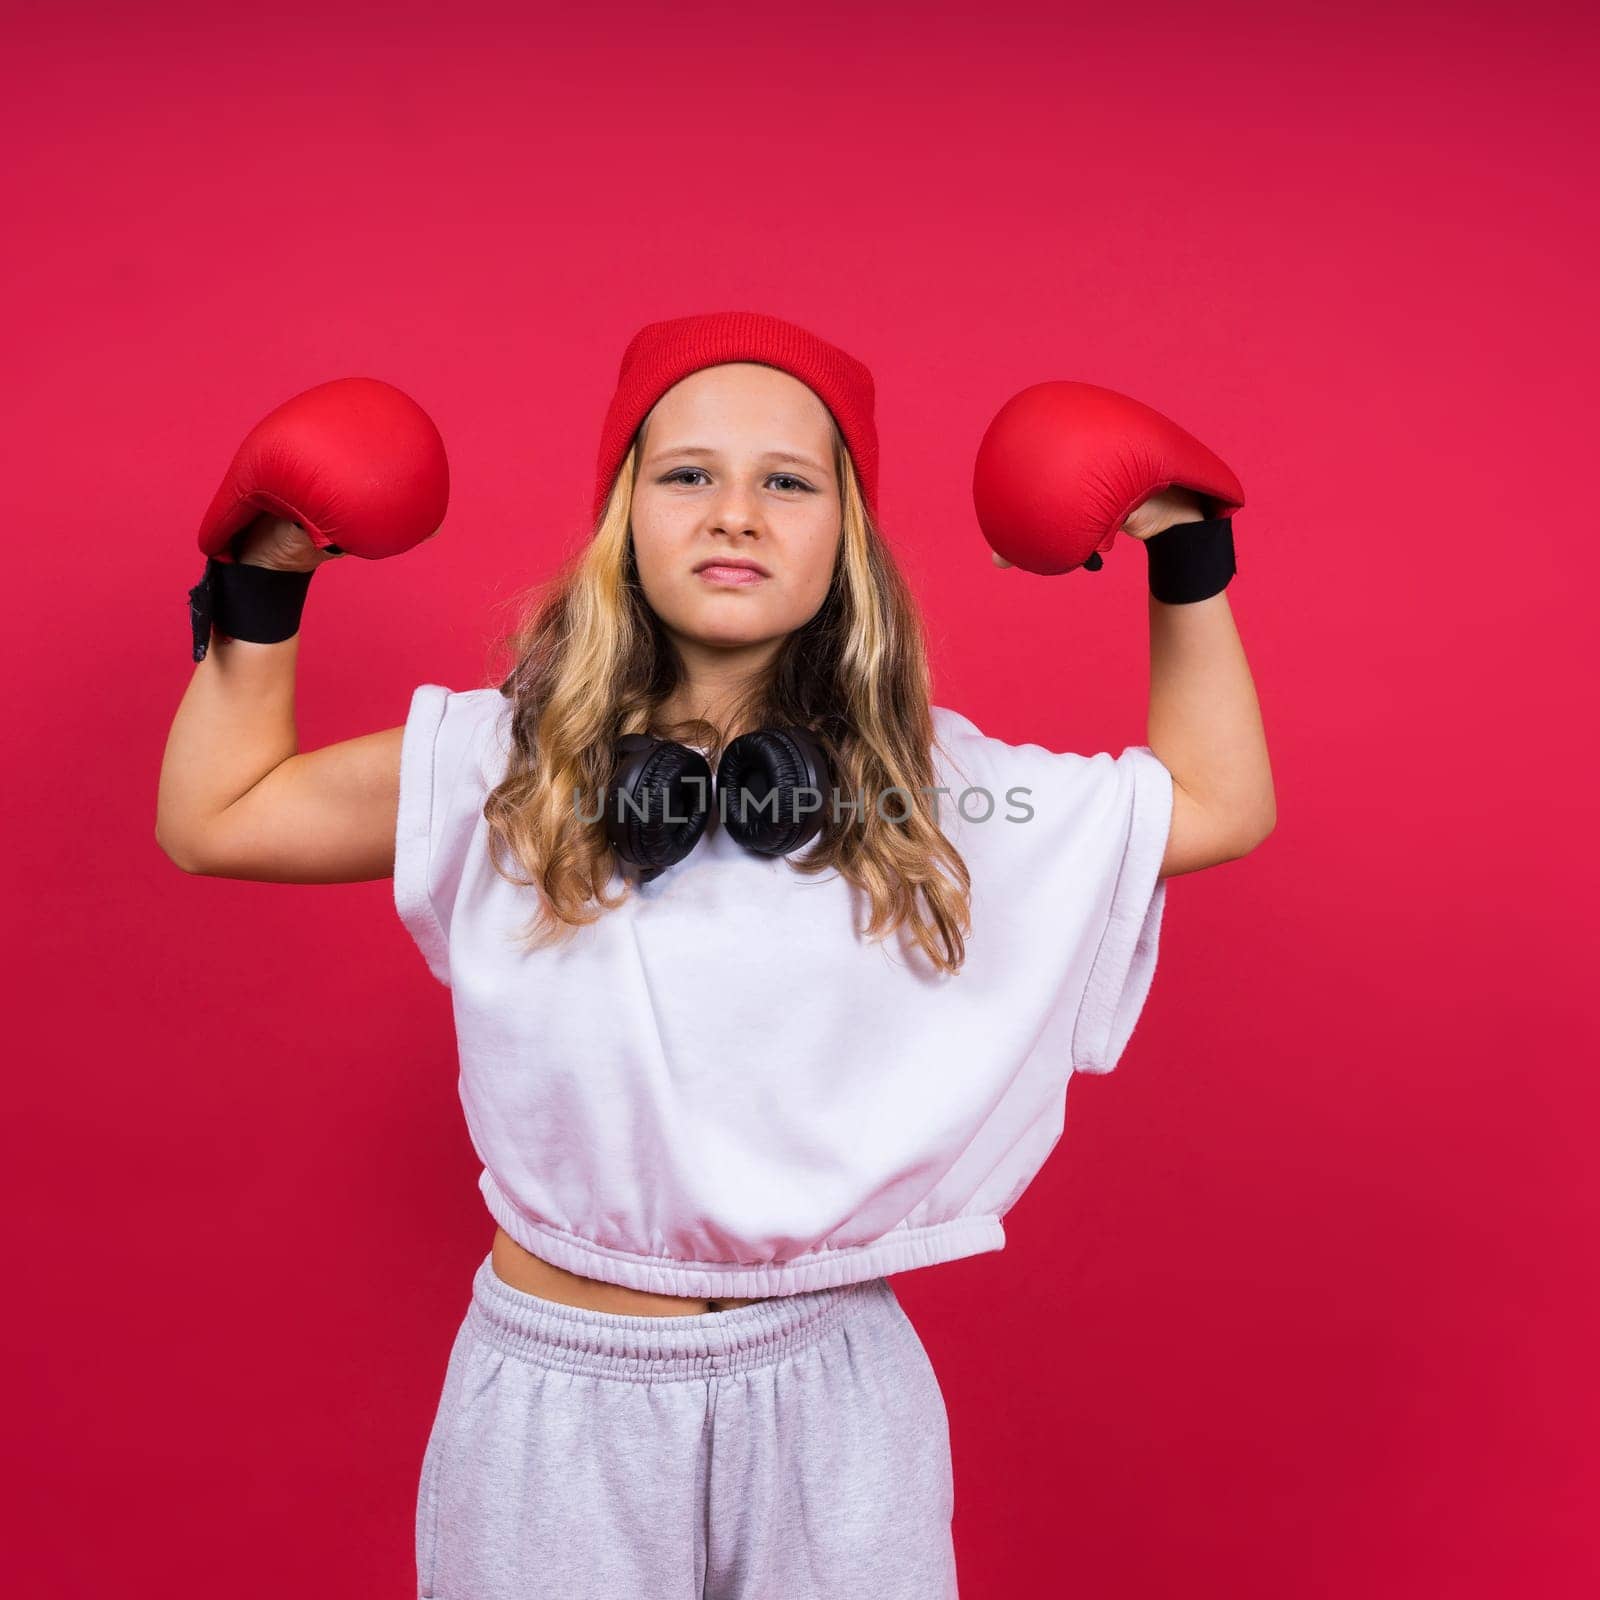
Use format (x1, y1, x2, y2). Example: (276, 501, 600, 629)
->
(464, 1252, 894, 1382)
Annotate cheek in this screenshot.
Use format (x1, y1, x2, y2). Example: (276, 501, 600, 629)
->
(794, 514, 843, 597)
(629, 508, 689, 584)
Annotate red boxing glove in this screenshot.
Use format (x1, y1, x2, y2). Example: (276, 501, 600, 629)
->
(972, 380, 1244, 576)
(197, 376, 449, 562)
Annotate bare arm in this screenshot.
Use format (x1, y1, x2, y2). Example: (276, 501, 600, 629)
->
(155, 517, 404, 883)
(1134, 492, 1277, 879)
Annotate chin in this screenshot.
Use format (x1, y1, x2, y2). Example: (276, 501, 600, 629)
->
(684, 621, 778, 648)
(665, 593, 783, 634)
(659, 601, 778, 646)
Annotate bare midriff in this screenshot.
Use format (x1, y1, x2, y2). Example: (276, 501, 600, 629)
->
(490, 1226, 772, 1317)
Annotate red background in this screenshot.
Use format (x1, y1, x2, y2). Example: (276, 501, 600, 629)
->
(5, 2, 1595, 1594)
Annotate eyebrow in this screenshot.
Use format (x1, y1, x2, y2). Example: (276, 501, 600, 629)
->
(644, 444, 829, 473)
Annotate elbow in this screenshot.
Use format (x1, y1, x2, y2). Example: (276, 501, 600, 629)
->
(1238, 800, 1277, 856)
(1211, 795, 1276, 862)
(155, 823, 208, 875)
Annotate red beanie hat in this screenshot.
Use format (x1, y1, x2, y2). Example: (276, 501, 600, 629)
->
(592, 310, 880, 523)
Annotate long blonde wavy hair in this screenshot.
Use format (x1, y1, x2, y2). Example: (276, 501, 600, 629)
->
(482, 415, 974, 974)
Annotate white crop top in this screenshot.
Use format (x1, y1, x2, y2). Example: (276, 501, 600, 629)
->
(394, 683, 1173, 1298)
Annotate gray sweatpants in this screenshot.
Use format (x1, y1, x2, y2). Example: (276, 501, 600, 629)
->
(415, 1253, 959, 1598)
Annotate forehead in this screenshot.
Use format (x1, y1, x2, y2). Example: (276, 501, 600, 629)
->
(646, 362, 833, 438)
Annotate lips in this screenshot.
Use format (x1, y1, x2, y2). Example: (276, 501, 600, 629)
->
(693, 558, 769, 576)
(696, 562, 768, 587)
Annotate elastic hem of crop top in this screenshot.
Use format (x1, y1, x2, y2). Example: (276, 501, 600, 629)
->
(478, 1170, 1008, 1298)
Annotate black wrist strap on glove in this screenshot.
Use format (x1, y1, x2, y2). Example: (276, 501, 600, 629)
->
(1144, 515, 1237, 604)
(187, 557, 316, 663)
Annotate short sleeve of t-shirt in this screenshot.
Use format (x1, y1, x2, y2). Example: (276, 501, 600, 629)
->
(393, 683, 509, 988)
(932, 707, 1175, 1076)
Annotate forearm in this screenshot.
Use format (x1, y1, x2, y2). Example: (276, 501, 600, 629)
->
(155, 632, 302, 867)
(1146, 583, 1275, 846)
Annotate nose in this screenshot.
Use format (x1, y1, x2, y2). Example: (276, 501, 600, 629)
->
(705, 480, 765, 538)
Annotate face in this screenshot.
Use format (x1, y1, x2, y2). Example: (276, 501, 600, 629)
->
(629, 362, 843, 679)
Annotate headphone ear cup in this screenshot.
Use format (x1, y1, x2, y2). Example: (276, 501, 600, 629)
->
(604, 735, 714, 876)
(717, 726, 832, 857)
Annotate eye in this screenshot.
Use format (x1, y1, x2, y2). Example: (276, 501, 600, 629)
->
(658, 468, 817, 493)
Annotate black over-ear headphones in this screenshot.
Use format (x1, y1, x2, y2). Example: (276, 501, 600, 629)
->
(603, 726, 833, 884)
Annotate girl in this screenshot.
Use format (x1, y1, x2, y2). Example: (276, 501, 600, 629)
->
(158, 310, 1274, 1599)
